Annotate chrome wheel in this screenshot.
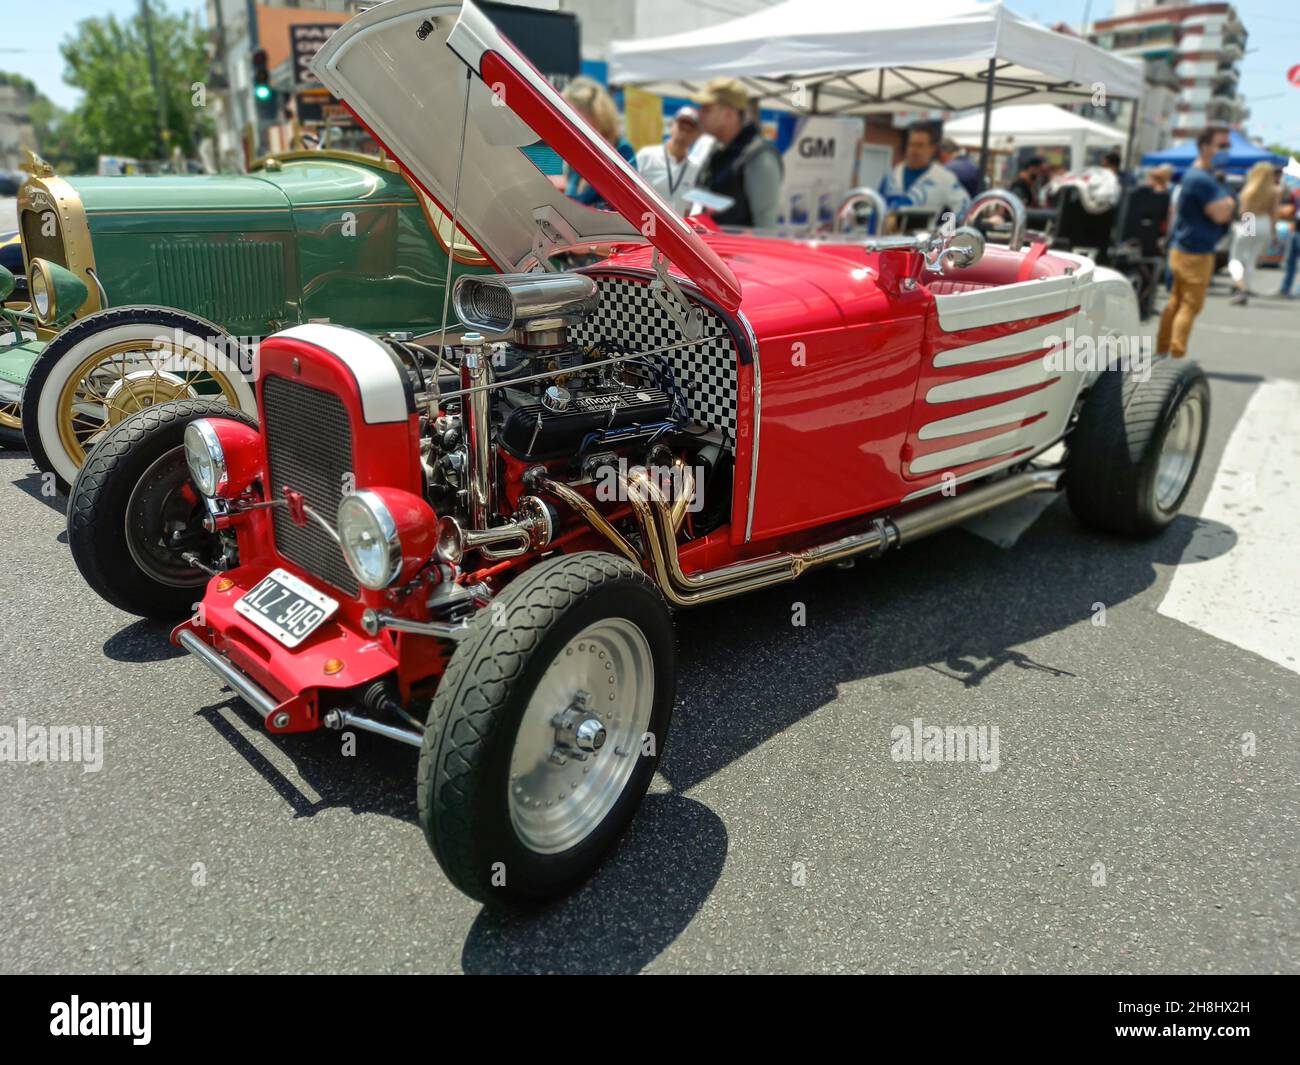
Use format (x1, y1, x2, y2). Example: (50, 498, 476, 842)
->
(508, 618, 655, 854)
(1155, 392, 1203, 511)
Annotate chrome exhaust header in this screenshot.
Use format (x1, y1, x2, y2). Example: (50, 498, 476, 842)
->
(538, 463, 1063, 609)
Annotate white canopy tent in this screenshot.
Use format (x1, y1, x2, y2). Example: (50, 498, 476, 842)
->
(945, 104, 1128, 171)
(609, 0, 1144, 175)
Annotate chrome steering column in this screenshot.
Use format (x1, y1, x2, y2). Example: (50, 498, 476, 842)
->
(834, 187, 889, 236)
(961, 189, 1028, 252)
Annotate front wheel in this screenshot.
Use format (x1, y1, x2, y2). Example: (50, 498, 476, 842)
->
(68, 398, 258, 620)
(23, 306, 256, 492)
(1066, 360, 1210, 537)
(418, 552, 675, 907)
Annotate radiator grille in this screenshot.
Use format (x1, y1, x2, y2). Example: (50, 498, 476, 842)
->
(155, 240, 287, 324)
(262, 375, 359, 597)
(20, 208, 65, 270)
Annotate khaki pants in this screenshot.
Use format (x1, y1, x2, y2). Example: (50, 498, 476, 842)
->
(1157, 249, 1215, 358)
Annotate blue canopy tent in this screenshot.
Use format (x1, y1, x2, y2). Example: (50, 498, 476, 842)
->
(1142, 130, 1286, 178)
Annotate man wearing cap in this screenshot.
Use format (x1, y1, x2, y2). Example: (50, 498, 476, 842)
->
(636, 106, 705, 216)
(692, 77, 783, 228)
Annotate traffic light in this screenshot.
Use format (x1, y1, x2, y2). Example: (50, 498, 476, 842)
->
(252, 48, 275, 119)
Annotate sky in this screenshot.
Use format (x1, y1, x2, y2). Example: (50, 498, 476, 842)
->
(3, 0, 1298, 147)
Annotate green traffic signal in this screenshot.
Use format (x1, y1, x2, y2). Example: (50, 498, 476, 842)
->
(254, 83, 273, 102)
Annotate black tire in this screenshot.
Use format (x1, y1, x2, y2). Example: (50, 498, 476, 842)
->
(68, 398, 256, 620)
(0, 423, 23, 449)
(418, 551, 675, 907)
(1066, 360, 1210, 537)
(22, 306, 248, 493)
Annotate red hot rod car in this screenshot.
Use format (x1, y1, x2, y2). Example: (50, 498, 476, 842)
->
(69, 0, 1210, 906)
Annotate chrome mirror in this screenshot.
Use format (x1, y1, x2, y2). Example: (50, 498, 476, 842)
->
(940, 226, 985, 271)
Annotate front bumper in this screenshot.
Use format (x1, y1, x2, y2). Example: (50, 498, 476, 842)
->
(172, 565, 402, 736)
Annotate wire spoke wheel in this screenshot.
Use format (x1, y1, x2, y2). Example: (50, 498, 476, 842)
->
(0, 397, 20, 433)
(56, 340, 240, 467)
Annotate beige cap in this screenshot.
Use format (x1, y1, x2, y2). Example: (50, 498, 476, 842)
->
(691, 77, 750, 113)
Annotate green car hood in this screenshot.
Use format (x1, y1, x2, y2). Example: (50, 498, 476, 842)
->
(72, 159, 419, 235)
(253, 157, 419, 208)
(76, 174, 294, 234)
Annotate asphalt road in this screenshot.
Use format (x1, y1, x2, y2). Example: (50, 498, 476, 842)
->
(1, 275, 1297, 974)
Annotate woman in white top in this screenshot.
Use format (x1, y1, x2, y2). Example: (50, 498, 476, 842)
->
(635, 106, 704, 216)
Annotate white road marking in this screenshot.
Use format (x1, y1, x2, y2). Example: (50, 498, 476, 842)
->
(1195, 323, 1300, 340)
(1159, 379, 1300, 674)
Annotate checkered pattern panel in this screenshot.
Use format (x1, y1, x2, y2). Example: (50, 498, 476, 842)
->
(570, 276, 739, 442)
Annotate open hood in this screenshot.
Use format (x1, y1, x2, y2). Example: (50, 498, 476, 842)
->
(311, 0, 741, 311)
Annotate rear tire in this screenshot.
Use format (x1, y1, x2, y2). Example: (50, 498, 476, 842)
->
(418, 552, 675, 908)
(68, 398, 257, 620)
(1066, 360, 1210, 537)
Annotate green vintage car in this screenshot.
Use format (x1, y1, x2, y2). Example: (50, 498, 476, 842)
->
(0, 150, 491, 487)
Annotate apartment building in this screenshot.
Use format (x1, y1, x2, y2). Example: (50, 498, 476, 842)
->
(1090, 1, 1249, 143)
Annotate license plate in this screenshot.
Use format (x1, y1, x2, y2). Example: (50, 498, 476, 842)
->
(234, 568, 339, 648)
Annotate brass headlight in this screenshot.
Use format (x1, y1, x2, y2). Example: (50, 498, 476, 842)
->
(28, 258, 88, 326)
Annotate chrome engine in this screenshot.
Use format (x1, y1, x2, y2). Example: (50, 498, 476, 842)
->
(395, 272, 735, 566)
(418, 274, 682, 507)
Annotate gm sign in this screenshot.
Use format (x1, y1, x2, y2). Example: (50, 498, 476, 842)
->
(798, 136, 836, 159)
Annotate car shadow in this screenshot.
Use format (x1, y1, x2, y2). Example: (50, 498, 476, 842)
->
(104, 619, 188, 663)
(459, 793, 727, 974)
(1, 450, 65, 513)
(195, 695, 421, 822)
(660, 499, 1235, 794)
(191, 694, 728, 973)
(115, 494, 1236, 970)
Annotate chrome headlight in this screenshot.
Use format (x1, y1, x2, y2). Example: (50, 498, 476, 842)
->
(183, 419, 226, 497)
(29, 267, 49, 321)
(338, 490, 401, 590)
(27, 258, 88, 326)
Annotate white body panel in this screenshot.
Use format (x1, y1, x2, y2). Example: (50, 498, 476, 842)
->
(906, 250, 1142, 499)
(276, 324, 409, 425)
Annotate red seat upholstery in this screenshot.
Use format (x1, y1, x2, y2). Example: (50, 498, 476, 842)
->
(926, 279, 997, 296)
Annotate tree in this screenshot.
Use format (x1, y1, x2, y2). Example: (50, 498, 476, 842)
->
(58, 0, 212, 162)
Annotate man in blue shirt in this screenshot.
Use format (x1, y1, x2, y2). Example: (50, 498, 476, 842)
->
(1157, 128, 1236, 359)
(880, 124, 970, 229)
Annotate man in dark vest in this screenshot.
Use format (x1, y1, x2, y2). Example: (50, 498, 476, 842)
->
(692, 77, 783, 228)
